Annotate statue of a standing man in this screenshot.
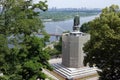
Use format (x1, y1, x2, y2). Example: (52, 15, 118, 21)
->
(73, 15, 80, 31)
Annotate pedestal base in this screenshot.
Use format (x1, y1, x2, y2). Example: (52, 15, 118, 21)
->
(49, 58, 98, 80)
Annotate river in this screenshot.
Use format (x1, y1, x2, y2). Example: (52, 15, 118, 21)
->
(43, 14, 99, 41)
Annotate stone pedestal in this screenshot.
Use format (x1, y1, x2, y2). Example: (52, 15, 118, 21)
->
(62, 32, 90, 68)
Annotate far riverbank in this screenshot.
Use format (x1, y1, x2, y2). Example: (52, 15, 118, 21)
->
(42, 14, 99, 42)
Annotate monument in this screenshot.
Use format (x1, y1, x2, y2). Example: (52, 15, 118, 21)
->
(49, 15, 98, 80)
(62, 15, 90, 68)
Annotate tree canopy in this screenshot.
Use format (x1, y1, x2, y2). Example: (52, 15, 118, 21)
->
(83, 5, 120, 80)
(80, 22, 91, 33)
(0, 0, 52, 80)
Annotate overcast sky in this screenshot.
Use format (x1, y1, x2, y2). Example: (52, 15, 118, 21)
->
(34, 0, 120, 8)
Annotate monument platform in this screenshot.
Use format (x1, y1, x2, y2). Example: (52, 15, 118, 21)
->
(49, 58, 99, 80)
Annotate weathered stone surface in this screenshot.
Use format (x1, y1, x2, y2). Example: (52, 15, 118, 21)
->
(62, 32, 90, 68)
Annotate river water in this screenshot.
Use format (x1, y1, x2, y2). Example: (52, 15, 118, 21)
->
(43, 15, 99, 41)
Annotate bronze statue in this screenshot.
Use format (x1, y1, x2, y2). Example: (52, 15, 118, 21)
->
(73, 15, 80, 31)
(73, 15, 80, 26)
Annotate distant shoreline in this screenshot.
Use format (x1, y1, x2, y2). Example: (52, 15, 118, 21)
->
(40, 10, 100, 22)
(42, 14, 99, 22)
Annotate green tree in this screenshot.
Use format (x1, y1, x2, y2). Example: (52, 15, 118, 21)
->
(54, 37, 62, 56)
(80, 22, 91, 33)
(83, 5, 120, 80)
(0, 0, 52, 80)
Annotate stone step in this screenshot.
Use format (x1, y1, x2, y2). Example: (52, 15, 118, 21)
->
(53, 63, 97, 75)
(56, 63, 97, 73)
(53, 63, 95, 74)
(53, 64, 71, 76)
(53, 64, 72, 73)
(53, 66, 70, 78)
(52, 63, 98, 79)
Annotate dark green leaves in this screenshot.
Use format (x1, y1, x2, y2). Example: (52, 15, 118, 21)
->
(83, 5, 120, 80)
(0, 0, 51, 80)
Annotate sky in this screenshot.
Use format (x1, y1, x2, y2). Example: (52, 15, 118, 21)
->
(34, 0, 120, 9)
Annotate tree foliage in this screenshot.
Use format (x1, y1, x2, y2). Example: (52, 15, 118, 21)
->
(80, 22, 91, 33)
(0, 0, 52, 80)
(54, 37, 62, 56)
(83, 5, 120, 80)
